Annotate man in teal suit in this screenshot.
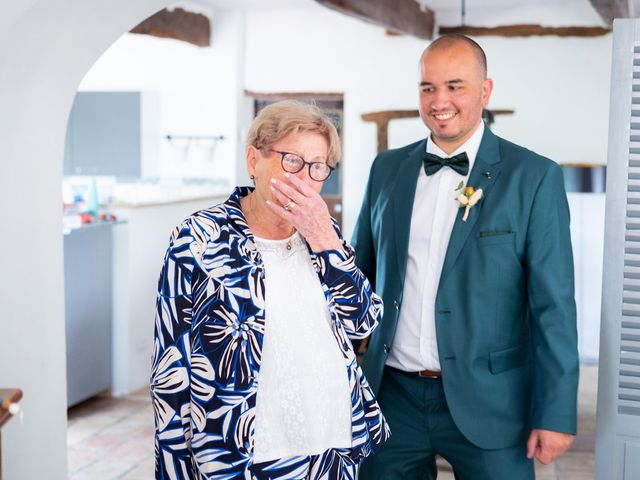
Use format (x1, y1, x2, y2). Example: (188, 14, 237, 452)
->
(355, 35, 578, 479)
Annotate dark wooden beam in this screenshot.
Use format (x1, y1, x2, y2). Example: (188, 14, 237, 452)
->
(130, 8, 211, 47)
(589, 0, 632, 24)
(314, 0, 435, 39)
(439, 24, 611, 37)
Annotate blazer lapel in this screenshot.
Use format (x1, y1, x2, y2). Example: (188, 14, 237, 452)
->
(393, 140, 425, 281)
(439, 128, 503, 285)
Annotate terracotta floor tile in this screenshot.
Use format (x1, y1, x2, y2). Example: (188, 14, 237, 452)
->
(535, 459, 558, 477)
(82, 432, 134, 451)
(109, 438, 154, 463)
(556, 473, 594, 480)
(67, 447, 104, 474)
(69, 459, 136, 479)
(99, 419, 149, 438)
(119, 458, 155, 479)
(67, 420, 112, 447)
(557, 451, 596, 474)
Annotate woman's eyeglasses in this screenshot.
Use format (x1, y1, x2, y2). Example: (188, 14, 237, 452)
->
(268, 149, 334, 182)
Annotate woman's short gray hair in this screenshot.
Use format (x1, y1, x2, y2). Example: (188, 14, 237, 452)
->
(247, 100, 341, 167)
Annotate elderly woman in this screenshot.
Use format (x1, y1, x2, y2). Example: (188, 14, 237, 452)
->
(151, 100, 389, 479)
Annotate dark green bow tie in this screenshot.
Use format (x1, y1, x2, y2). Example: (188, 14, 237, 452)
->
(423, 151, 469, 176)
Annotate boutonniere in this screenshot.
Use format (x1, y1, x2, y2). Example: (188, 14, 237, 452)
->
(455, 182, 483, 222)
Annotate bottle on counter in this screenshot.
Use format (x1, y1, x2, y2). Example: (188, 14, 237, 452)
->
(87, 178, 99, 216)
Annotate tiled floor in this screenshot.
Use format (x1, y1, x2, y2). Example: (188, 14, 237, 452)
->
(67, 389, 154, 479)
(67, 365, 598, 479)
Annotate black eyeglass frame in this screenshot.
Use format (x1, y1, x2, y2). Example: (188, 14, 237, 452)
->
(268, 148, 335, 182)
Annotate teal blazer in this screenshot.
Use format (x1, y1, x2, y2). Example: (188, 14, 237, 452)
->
(352, 127, 579, 450)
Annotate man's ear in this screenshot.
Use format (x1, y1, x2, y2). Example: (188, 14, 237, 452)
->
(481, 77, 494, 108)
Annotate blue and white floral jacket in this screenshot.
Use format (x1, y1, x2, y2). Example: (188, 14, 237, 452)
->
(151, 187, 390, 479)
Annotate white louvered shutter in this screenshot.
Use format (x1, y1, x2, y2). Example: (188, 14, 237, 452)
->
(596, 19, 640, 480)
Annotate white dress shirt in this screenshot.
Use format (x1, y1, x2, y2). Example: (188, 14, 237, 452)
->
(386, 121, 485, 372)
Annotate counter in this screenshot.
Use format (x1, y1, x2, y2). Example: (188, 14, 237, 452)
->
(64, 221, 113, 406)
(110, 193, 228, 396)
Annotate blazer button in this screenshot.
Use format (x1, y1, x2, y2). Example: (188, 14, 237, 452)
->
(393, 300, 400, 310)
(383, 343, 389, 354)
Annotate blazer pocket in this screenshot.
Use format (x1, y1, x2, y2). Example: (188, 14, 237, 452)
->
(478, 231, 515, 246)
(489, 343, 530, 374)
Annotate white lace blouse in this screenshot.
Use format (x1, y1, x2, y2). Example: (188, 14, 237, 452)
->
(252, 232, 352, 463)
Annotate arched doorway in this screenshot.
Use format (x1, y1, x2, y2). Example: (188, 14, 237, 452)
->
(0, 2, 175, 477)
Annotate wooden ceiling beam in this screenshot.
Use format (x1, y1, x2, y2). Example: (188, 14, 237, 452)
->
(439, 24, 611, 37)
(314, 0, 435, 39)
(130, 8, 211, 47)
(589, 0, 632, 25)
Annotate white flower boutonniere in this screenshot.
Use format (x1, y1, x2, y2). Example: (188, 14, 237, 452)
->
(455, 182, 483, 222)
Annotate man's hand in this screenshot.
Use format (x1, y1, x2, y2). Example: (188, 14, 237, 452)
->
(526, 429, 574, 464)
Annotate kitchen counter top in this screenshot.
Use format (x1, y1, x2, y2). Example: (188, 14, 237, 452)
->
(112, 193, 228, 208)
(63, 192, 230, 234)
(63, 218, 124, 235)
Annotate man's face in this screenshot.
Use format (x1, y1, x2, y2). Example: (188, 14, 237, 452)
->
(418, 42, 493, 154)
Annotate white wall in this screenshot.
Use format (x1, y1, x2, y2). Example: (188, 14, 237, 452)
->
(243, 6, 612, 236)
(481, 35, 611, 166)
(78, 10, 243, 184)
(0, 1, 172, 477)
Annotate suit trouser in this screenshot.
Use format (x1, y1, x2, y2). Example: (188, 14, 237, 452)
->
(359, 367, 535, 480)
(250, 447, 358, 480)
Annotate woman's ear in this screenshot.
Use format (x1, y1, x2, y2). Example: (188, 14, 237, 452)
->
(246, 145, 259, 177)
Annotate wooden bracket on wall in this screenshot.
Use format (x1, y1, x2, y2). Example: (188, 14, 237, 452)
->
(361, 110, 420, 153)
(130, 8, 211, 47)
